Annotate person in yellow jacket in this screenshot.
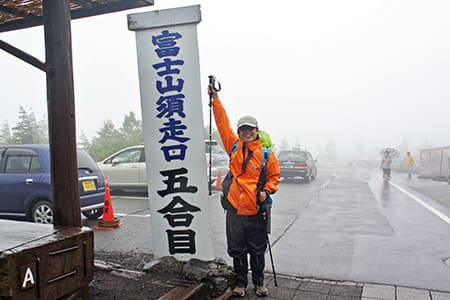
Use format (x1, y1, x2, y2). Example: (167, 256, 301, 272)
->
(405, 152, 415, 179)
(208, 84, 280, 297)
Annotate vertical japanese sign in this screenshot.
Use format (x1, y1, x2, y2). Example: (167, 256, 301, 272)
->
(128, 5, 214, 260)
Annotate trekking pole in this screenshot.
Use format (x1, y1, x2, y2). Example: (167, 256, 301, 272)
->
(207, 75, 221, 196)
(260, 200, 278, 286)
(267, 233, 278, 287)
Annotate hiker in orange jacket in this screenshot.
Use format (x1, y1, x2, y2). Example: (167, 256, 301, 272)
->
(208, 84, 280, 297)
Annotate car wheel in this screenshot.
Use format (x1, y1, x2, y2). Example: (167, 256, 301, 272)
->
(83, 209, 103, 220)
(304, 170, 311, 183)
(31, 201, 53, 224)
(312, 168, 317, 180)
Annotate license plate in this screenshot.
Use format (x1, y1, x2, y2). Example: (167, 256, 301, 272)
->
(82, 180, 96, 192)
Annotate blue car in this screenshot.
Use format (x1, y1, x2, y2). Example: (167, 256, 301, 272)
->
(0, 144, 105, 223)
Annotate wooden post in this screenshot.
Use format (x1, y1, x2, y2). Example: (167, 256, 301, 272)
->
(43, 0, 81, 227)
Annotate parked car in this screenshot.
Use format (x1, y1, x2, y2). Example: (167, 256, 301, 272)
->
(97, 145, 147, 194)
(278, 150, 317, 182)
(205, 140, 229, 186)
(0, 144, 105, 223)
(98, 141, 229, 193)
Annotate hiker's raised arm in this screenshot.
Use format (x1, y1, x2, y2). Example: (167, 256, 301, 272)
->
(210, 88, 238, 154)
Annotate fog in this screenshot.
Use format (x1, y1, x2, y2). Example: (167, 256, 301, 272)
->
(1, 0, 449, 161)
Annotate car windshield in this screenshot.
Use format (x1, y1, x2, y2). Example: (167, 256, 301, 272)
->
(279, 151, 307, 161)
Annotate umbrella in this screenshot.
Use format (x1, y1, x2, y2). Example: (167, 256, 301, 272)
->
(380, 147, 400, 158)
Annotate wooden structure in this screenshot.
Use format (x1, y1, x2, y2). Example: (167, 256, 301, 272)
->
(1, 0, 153, 227)
(0, 220, 94, 299)
(0, 1, 153, 298)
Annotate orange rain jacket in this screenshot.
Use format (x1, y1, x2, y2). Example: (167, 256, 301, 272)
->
(212, 96, 281, 216)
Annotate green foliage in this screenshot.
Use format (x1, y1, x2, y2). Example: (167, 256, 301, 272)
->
(8, 107, 48, 144)
(5, 108, 227, 163)
(77, 133, 91, 149)
(0, 122, 12, 144)
(85, 112, 144, 161)
(87, 120, 123, 161)
(120, 111, 143, 146)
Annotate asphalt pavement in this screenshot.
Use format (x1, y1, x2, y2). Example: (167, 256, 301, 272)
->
(90, 169, 450, 299)
(226, 174, 450, 299)
(242, 172, 450, 300)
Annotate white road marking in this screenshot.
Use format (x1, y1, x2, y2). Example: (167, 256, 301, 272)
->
(388, 180, 450, 225)
(321, 179, 331, 189)
(115, 213, 150, 218)
(114, 196, 147, 200)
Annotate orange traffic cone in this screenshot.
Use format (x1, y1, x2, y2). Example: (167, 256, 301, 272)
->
(215, 170, 222, 190)
(95, 184, 121, 230)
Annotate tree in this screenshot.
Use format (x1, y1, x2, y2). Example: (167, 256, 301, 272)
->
(88, 120, 123, 161)
(119, 111, 143, 146)
(35, 117, 48, 144)
(86, 111, 146, 161)
(10, 107, 47, 144)
(78, 133, 91, 149)
(0, 122, 12, 144)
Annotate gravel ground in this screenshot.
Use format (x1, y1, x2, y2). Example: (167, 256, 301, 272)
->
(89, 251, 196, 299)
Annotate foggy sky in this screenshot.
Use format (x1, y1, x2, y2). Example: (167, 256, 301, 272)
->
(1, 0, 449, 160)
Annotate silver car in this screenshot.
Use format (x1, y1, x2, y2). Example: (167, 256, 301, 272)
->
(205, 140, 229, 187)
(278, 150, 317, 182)
(97, 145, 146, 194)
(98, 141, 229, 193)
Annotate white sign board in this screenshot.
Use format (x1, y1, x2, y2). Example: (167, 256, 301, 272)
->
(128, 5, 213, 260)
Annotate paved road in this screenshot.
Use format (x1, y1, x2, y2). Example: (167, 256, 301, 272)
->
(266, 167, 450, 292)
(85, 165, 450, 296)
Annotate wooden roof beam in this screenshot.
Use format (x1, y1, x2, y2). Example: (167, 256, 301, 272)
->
(0, 39, 49, 72)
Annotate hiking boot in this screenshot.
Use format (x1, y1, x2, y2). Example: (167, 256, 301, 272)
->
(255, 285, 269, 297)
(232, 286, 246, 297)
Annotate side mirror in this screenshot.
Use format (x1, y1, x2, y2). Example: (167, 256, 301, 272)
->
(112, 158, 121, 166)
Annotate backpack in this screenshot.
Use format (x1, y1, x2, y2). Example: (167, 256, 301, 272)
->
(220, 140, 271, 211)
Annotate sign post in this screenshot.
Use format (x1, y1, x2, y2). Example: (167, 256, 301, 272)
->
(128, 5, 214, 260)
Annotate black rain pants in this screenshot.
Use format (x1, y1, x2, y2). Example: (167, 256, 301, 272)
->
(226, 211, 268, 288)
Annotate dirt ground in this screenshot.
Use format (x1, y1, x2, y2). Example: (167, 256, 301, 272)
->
(89, 251, 197, 300)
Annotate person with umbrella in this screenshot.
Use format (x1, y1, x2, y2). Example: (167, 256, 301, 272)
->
(380, 148, 397, 180)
